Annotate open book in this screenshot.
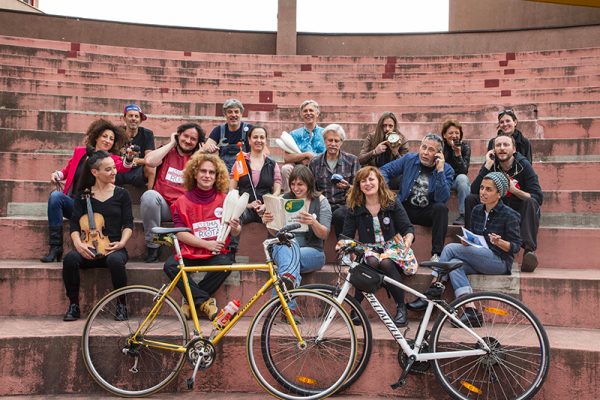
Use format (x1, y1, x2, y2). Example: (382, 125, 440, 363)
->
(457, 227, 489, 249)
(263, 194, 308, 232)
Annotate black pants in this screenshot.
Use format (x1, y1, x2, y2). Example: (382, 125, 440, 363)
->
(163, 254, 232, 306)
(62, 248, 128, 304)
(465, 194, 540, 251)
(403, 201, 448, 255)
(331, 204, 349, 239)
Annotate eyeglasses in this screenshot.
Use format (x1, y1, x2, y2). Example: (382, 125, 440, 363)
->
(498, 109, 517, 120)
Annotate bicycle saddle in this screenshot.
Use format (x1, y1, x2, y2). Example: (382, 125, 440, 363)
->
(419, 260, 463, 272)
(151, 227, 192, 234)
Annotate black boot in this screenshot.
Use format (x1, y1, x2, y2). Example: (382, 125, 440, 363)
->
(144, 246, 160, 263)
(407, 283, 443, 311)
(40, 226, 63, 262)
(393, 303, 408, 327)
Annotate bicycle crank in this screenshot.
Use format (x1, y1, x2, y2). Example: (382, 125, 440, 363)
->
(185, 338, 216, 389)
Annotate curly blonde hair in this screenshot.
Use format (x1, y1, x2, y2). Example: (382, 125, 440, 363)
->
(183, 153, 229, 193)
(346, 166, 396, 209)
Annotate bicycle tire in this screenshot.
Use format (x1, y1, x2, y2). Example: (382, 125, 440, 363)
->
(246, 288, 357, 400)
(82, 285, 189, 397)
(429, 291, 550, 400)
(302, 283, 372, 391)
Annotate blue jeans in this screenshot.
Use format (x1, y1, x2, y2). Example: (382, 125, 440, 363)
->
(48, 192, 74, 227)
(271, 240, 325, 287)
(440, 243, 508, 298)
(451, 174, 470, 214)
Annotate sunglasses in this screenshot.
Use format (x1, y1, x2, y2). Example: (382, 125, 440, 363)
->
(498, 109, 517, 120)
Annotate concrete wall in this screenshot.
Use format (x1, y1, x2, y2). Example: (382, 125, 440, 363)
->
(0, 9, 599, 57)
(449, 0, 600, 31)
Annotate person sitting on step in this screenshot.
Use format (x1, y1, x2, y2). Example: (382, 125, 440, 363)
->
(440, 119, 471, 226)
(280, 99, 326, 192)
(116, 104, 157, 189)
(309, 123, 359, 239)
(41, 119, 130, 263)
(408, 172, 522, 328)
(163, 153, 241, 321)
(487, 108, 532, 164)
(140, 123, 205, 263)
(201, 98, 253, 173)
(358, 111, 408, 189)
(465, 134, 542, 272)
(62, 149, 134, 322)
(262, 165, 331, 289)
(380, 133, 454, 262)
(341, 166, 417, 327)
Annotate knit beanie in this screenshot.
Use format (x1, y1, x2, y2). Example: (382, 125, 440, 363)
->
(484, 172, 509, 197)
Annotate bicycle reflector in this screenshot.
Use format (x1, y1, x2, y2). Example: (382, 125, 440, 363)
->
(460, 380, 483, 394)
(296, 376, 317, 385)
(483, 306, 509, 316)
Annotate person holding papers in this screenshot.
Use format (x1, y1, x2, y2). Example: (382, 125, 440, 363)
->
(407, 172, 521, 327)
(262, 165, 331, 289)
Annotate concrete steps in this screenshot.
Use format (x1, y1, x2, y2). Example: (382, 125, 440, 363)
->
(0, 259, 598, 329)
(0, 218, 598, 270)
(0, 315, 597, 399)
(1, 108, 598, 141)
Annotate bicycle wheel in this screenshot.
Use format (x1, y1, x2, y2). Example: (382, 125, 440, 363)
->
(302, 283, 372, 391)
(82, 285, 189, 397)
(430, 291, 550, 400)
(247, 288, 357, 400)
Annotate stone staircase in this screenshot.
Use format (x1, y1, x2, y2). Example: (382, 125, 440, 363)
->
(0, 34, 599, 399)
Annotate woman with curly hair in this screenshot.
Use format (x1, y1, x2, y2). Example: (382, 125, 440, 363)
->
(162, 153, 240, 321)
(341, 166, 416, 327)
(41, 119, 130, 263)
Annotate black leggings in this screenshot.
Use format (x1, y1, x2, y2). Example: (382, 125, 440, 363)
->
(354, 256, 405, 307)
(62, 248, 128, 304)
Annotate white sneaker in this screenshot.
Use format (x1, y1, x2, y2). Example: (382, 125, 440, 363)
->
(430, 254, 440, 262)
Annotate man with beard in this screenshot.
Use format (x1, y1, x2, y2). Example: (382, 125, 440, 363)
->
(202, 99, 253, 172)
(140, 123, 205, 262)
(309, 124, 359, 238)
(465, 134, 543, 272)
(381, 133, 454, 261)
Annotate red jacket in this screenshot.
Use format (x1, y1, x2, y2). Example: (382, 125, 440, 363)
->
(171, 192, 229, 259)
(60, 147, 129, 194)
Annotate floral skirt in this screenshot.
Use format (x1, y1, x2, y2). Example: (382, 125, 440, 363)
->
(364, 234, 418, 275)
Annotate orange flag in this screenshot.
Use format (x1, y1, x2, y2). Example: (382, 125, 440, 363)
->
(232, 142, 249, 181)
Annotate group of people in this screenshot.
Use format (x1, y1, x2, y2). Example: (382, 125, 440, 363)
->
(41, 99, 543, 328)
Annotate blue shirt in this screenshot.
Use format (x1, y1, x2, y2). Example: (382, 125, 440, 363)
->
(380, 153, 455, 204)
(289, 126, 325, 154)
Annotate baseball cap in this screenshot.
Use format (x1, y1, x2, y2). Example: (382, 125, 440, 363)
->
(123, 104, 147, 121)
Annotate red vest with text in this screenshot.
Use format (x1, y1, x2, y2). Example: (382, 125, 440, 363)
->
(154, 147, 191, 206)
(171, 192, 228, 259)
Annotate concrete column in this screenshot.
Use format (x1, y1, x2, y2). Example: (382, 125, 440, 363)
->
(276, 0, 297, 55)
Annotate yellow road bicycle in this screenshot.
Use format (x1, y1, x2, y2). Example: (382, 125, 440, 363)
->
(81, 224, 357, 399)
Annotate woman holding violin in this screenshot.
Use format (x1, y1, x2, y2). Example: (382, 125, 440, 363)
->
(41, 119, 132, 263)
(62, 149, 134, 322)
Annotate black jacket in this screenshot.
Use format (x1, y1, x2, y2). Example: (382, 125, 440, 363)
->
(487, 129, 532, 164)
(443, 141, 471, 176)
(471, 152, 543, 209)
(342, 197, 415, 243)
(237, 156, 277, 203)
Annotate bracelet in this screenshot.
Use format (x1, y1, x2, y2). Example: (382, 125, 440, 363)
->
(122, 157, 134, 169)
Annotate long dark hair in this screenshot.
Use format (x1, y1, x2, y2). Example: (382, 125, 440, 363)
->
(76, 147, 112, 194)
(372, 111, 400, 148)
(287, 165, 320, 199)
(84, 119, 125, 155)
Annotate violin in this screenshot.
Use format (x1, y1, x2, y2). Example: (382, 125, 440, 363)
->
(79, 189, 110, 258)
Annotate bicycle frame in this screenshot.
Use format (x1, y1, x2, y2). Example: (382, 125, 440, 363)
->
(129, 235, 305, 352)
(332, 264, 491, 362)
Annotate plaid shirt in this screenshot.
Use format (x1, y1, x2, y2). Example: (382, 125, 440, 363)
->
(309, 151, 360, 206)
(470, 202, 522, 271)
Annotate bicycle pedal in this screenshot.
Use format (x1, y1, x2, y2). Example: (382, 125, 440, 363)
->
(185, 378, 194, 390)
